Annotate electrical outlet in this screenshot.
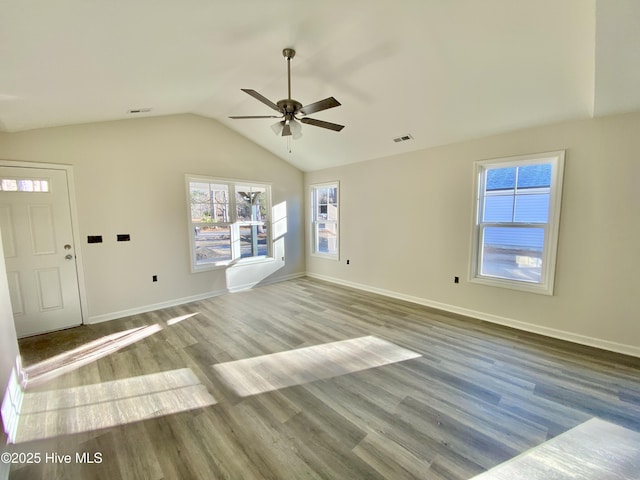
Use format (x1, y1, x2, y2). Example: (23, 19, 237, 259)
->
(347, 259, 350, 265)
(454, 276, 459, 284)
(152, 275, 158, 282)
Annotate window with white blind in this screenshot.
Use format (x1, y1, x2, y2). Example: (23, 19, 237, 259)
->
(470, 151, 565, 295)
(187, 176, 271, 272)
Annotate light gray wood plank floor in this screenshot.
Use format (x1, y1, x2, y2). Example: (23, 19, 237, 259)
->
(470, 418, 640, 479)
(6, 277, 640, 479)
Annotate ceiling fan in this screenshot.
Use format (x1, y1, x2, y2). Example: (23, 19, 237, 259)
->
(229, 48, 344, 139)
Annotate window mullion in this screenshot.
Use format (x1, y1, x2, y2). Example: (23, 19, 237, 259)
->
(228, 184, 237, 260)
(480, 222, 545, 228)
(228, 184, 237, 224)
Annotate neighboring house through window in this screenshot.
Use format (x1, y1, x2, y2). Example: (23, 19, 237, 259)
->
(470, 151, 565, 295)
(311, 182, 339, 259)
(186, 175, 271, 272)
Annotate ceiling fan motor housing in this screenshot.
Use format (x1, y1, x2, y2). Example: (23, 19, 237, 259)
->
(277, 99, 302, 118)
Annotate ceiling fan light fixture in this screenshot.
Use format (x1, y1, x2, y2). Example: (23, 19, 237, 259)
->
(290, 118, 301, 132)
(271, 120, 284, 135)
(291, 119, 303, 140)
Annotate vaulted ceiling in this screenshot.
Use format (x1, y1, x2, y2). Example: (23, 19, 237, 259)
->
(1, 1, 639, 171)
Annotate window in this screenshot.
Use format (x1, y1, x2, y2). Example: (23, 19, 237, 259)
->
(0, 178, 49, 192)
(311, 182, 339, 259)
(187, 176, 271, 271)
(470, 151, 565, 295)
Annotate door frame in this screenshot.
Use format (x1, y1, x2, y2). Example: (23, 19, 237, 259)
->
(0, 159, 87, 326)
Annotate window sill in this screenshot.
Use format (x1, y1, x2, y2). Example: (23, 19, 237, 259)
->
(310, 252, 339, 261)
(192, 256, 275, 273)
(469, 275, 553, 295)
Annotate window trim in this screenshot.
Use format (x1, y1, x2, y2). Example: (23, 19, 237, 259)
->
(310, 181, 340, 260)
(186, 174, 273, 273)
(469, 150, 565, 295)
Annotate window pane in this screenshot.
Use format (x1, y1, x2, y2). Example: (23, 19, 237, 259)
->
(0, 179, 18, 191)
(327, 186, 338, 205)
(514, 193, 549, 223)
(316, 204, 328, 220)
(315, 189, 327, 220)
(239, 224, 268, 258)
(517, 164, 551, 189)
(317, 188, 329, 204)
(481, 226, 545, 283)
(194, 225, 232, 264)
(483, 195, 514, 222)
(315, 187, 338, 220)
(316, 222, 338, 255)
(325, 202, 338, 221)
(190, 183, 229, 223)
(485, 167, 515, 191)
(236, 186, 266, 222)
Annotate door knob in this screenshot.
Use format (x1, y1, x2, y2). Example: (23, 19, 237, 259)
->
(65, 254, 74, 260)
(64, 244, 72, 250)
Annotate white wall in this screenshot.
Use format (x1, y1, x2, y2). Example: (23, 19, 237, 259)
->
(0, 229, 19, 406)
(305, 111, 640, 356)
(0, 114, 304, 322)
(0, 228, 21, 449)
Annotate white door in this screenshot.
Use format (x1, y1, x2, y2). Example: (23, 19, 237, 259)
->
(0, 166, 82, 337)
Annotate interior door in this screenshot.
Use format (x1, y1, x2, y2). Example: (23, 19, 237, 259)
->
(0, 166, 82, 337)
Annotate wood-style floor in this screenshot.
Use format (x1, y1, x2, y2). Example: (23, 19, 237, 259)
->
(7, 277, 640, 479)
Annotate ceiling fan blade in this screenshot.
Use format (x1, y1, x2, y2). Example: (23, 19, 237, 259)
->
(300, 117, 345, 132)
(241, 89, 281, 112)
(282, 123, 292, 136)
(299, 97, 341, 115)
(229, 115, 282, 119)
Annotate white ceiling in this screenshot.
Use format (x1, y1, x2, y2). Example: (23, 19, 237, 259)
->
(1, 0, 639, 171)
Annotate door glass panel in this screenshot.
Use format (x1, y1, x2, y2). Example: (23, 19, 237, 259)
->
(0, 178, 49, 192)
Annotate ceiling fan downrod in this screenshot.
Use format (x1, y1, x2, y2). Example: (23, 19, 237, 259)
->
(283, 48, 295, 101)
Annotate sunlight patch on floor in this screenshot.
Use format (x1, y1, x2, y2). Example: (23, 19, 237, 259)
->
(212, 335, 421, 397)
(470, 418, 640, 479)
(166, 312, 198, 326)
(14, 368, 216, 443)
(23, 313, 199, 388)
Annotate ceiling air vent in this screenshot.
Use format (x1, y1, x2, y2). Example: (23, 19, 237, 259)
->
(393, 134, 414, 143)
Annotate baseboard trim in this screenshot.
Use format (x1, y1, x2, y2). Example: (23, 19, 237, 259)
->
(87, 290, 228, 324)
(87, 272, 306, 324)
(305, 273, 640, 359)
